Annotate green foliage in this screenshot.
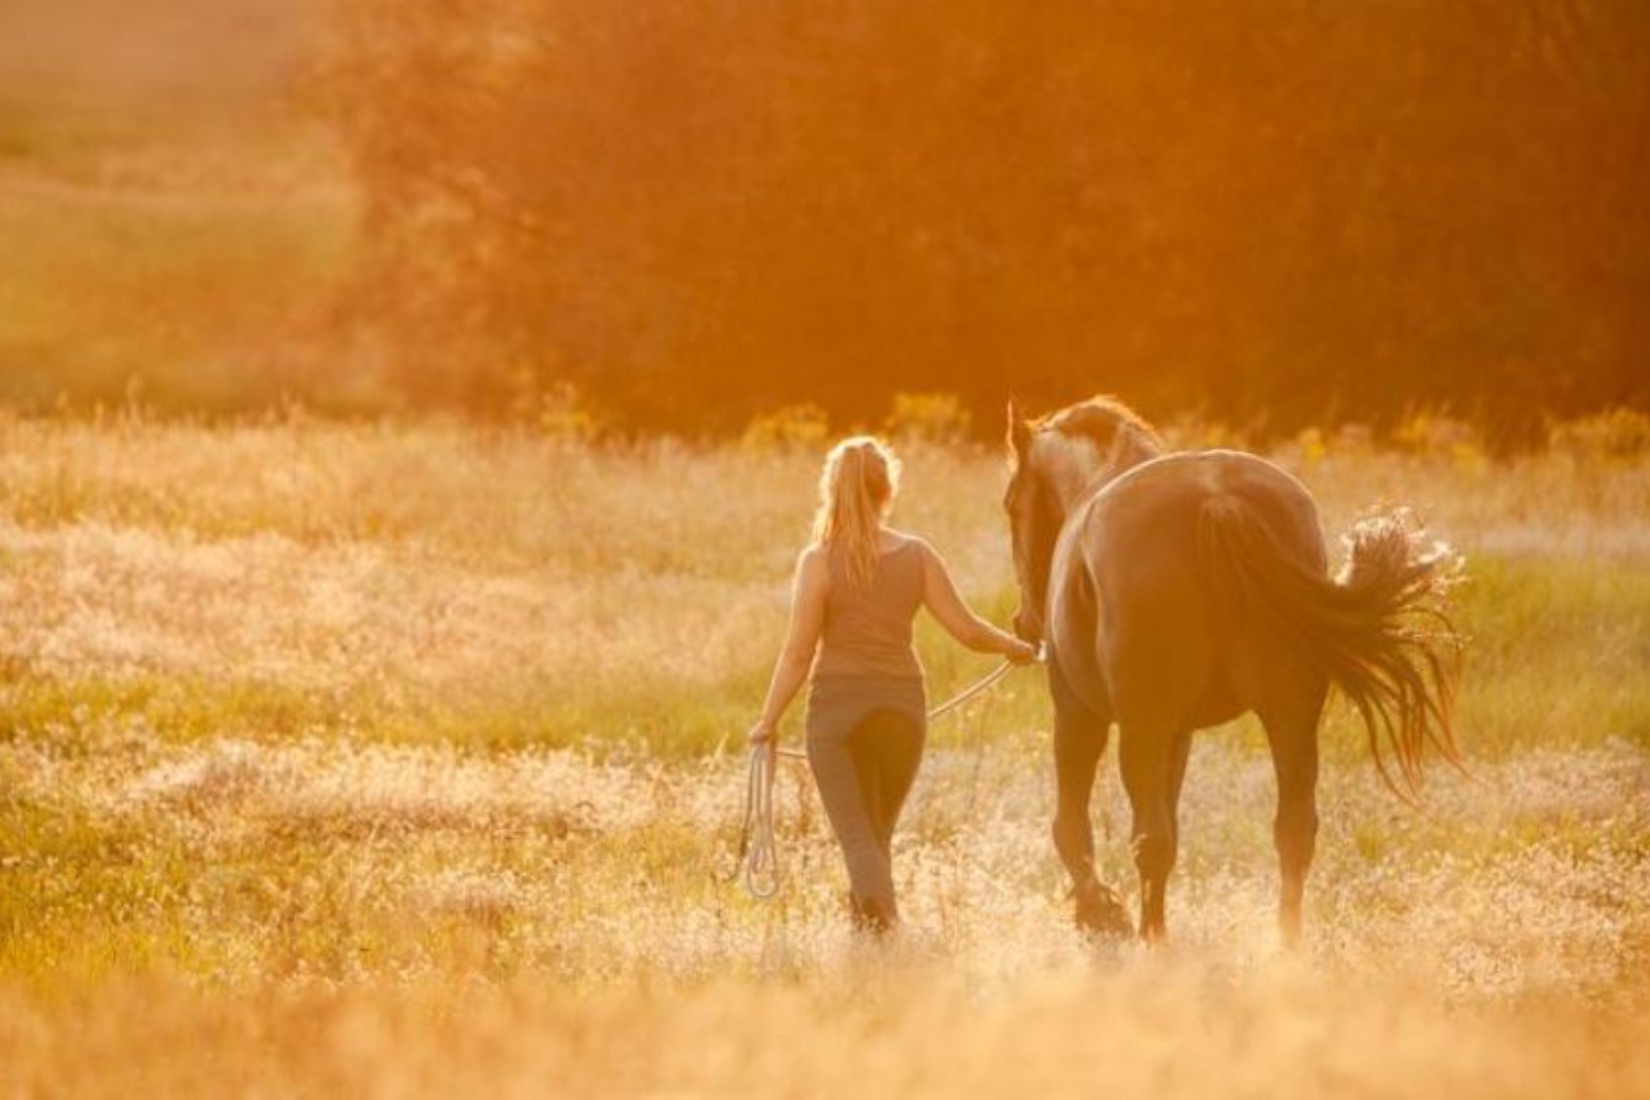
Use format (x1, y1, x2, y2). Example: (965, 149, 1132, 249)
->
(739, 404, 831, 453)
(1453, 559, 1650, 755)
(884, 393, 974, 447)
(1550, 407, 1650, 463)
(525, 381, 601, 445)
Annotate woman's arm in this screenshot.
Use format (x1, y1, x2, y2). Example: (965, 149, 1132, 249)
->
(748, 547, 829, 744)
(918, 541, 1039, 663)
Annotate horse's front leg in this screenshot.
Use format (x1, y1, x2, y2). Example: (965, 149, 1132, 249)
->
(1051, 690, 1131, 938)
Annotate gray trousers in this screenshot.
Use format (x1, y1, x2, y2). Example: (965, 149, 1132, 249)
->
(807, 707, 924, 913)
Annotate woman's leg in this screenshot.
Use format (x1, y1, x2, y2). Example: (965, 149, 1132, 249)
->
(849, 709, 924, 859)
(808, 709, 924, 932)
(807, 728, 896, 920)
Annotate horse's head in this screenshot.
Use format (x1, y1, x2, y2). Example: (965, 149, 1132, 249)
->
(1004, 405, 1056, 642)
(1003, 396, 1163, 643)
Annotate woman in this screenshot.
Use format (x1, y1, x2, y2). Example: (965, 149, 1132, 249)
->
(748, 436, 1038, 934)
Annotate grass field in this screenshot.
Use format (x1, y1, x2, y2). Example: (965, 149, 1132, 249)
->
(1, 418, 1647, 1095)
(0, 0, 350, 416)
(5, 6, 1648, 1093)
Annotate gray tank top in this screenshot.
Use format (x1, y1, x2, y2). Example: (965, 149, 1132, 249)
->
(811, 540, 926, 681)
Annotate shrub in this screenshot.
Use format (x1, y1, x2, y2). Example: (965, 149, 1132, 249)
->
(1549, 408, 1650, 462)
(740, 405, 830, 453)
(884, 393, 972, 446)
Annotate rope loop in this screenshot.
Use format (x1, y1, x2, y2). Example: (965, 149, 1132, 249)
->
(733, 648, 1043, 901)
(738, 745, 780, 898)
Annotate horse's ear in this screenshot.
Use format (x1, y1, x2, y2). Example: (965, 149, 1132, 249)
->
(1006, 401, 1032, 455)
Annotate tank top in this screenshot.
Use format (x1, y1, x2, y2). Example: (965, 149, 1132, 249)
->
(811, 539, 927, 682)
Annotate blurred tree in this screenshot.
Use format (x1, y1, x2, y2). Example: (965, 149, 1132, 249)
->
(312, 0, 1650, 442)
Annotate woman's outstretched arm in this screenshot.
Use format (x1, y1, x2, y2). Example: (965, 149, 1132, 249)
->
(918, 541, 1039, 663)
(748, 547, 829, 745)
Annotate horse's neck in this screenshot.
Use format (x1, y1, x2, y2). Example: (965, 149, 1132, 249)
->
(1038, 427, 1160, 518)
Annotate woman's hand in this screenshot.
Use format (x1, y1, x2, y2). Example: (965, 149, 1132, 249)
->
(747, 718, 778, 747)
(1004, 638, 1041, 666)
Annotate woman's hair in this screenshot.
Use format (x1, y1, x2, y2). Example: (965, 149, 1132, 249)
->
(812, 435, 901, 593)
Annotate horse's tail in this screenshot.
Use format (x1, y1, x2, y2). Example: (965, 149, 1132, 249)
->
(1197, 500, 1465, 800)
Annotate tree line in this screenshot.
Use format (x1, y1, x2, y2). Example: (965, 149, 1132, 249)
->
(307, 0, 1650, 444)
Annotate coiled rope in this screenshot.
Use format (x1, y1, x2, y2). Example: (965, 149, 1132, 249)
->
(734, 652, 1038, 899)
(736, 741, 799, 899)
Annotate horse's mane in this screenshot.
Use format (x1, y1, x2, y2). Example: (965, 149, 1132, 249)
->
(1039, 395, 1165, 451)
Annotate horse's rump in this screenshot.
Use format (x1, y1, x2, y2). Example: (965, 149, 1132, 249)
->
(1196, 498, 1463, 797)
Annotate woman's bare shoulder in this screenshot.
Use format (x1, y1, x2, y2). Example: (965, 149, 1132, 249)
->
(883, 530, 940, 566)
(879, 528, 927, 552)
(791, 545, 832, 599)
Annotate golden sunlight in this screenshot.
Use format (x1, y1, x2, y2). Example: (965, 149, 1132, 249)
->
(1, 3, 1647, 1097)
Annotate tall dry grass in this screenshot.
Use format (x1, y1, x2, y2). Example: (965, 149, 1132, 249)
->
(1, 417, 1647, 1096)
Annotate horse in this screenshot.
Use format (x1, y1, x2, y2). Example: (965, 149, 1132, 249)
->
(1003, 396, 1462, 944)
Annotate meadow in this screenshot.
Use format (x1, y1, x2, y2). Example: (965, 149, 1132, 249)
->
(0, 0, 348, 417)
(0, 414, 1647, 1096)
(5, 5, 1649, 1092)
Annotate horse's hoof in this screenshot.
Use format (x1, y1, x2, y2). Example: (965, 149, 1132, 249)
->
(1073, 886, 1134, 939)
(849, 893, 898, 938)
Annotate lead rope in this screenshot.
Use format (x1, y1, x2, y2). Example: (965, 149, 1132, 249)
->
(735, 648, 1042, 900)
(736, 741, 797, 900)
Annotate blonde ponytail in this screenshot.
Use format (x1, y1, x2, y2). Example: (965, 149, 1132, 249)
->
(812, 436, 900, 594)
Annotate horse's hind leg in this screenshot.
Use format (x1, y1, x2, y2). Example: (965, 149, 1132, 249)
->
(1119, 719, 1182, 943)
(1051, 691, 1130, 936)
(1259, 681, 1327, 948)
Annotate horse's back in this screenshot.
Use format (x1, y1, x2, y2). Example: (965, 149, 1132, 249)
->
(1096, 449, 1318, 543)
(1060, 450, 1328, 727)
